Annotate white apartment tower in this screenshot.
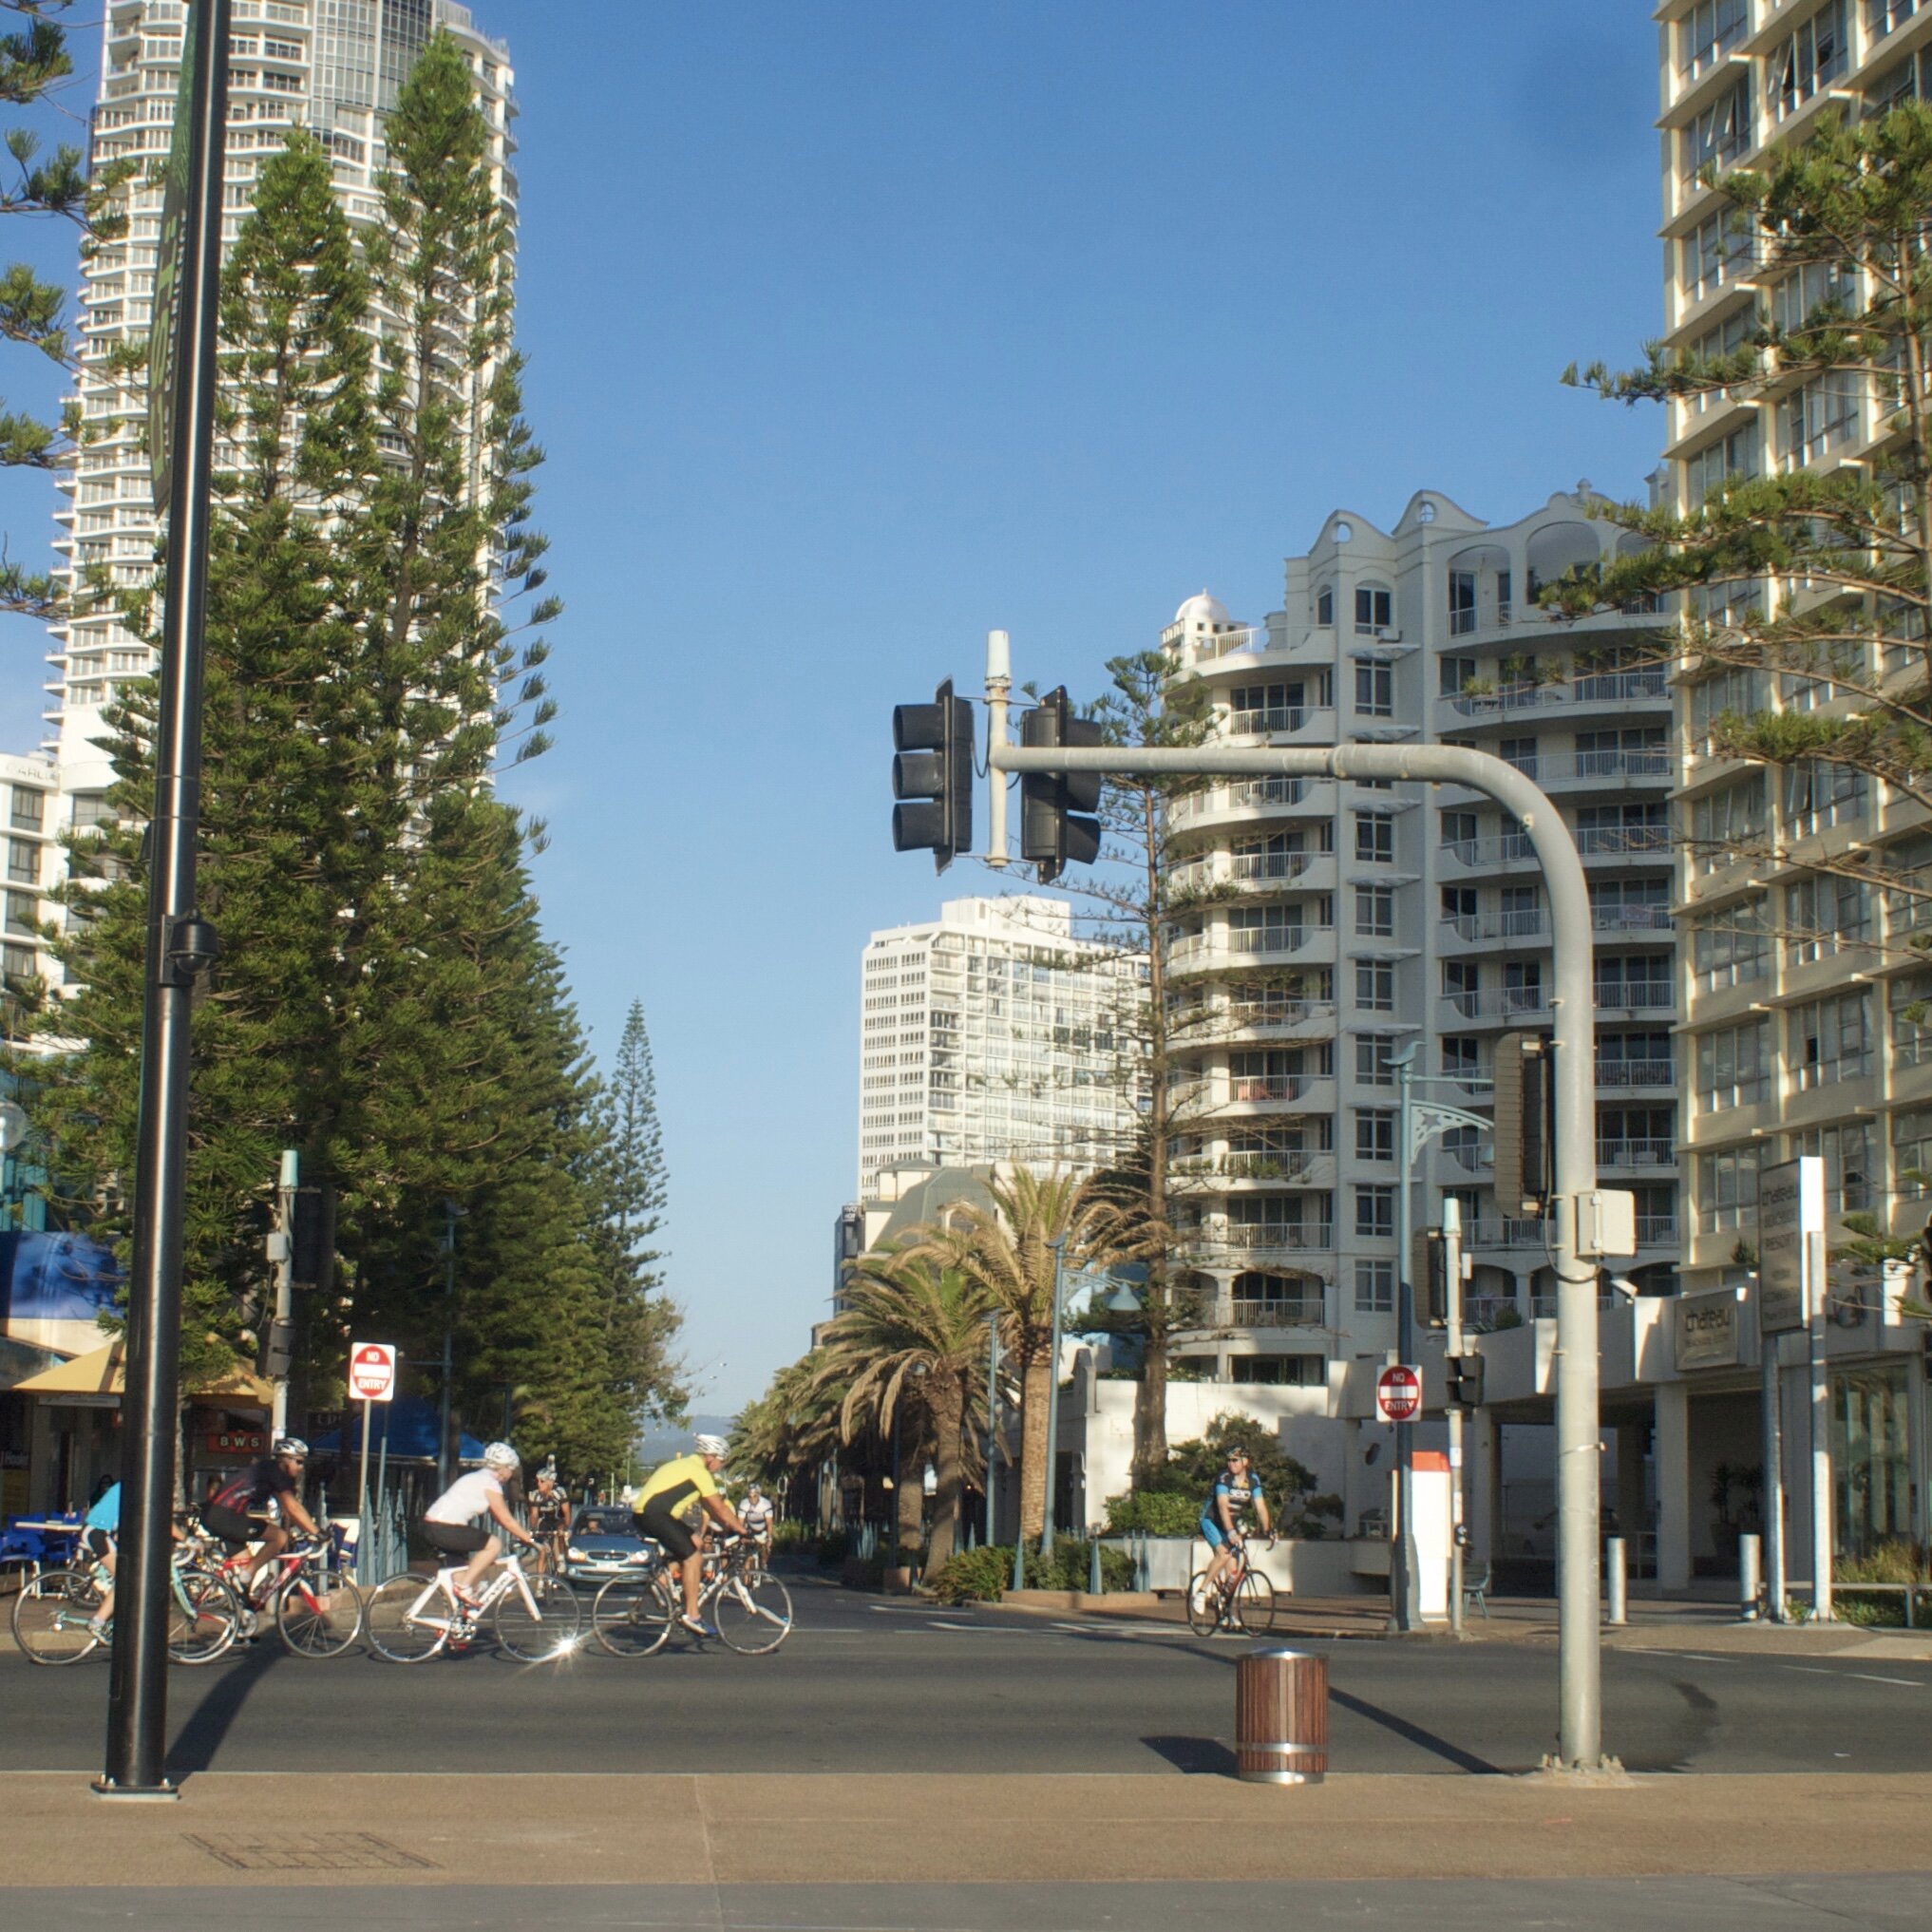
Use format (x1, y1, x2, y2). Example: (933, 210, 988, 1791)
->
(1159, 488, 1680, 1384)
(1656, 0, 1927, 1558)
(48, 0, 516, 814)
(857, 896, 1146, 1199)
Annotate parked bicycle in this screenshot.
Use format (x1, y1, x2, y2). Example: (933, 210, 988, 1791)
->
(10, 1545, 243, 1666)
(592, 1535, 792, 1657)
(1186, 1536, 1278, 1638)
(365, 1546, 579, 1662)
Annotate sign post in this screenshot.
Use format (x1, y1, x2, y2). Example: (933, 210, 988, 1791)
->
(348, 1343, 397, 1577)
(1756, 1158, 1821, 1623)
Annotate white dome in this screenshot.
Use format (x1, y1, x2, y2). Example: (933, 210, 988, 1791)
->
(1172, 590, 1232, 633)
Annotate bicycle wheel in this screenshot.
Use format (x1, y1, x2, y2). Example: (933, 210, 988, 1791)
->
(10, 1567, 104, 1665)
(493, 1573, 580, 1661)
(365, 1573, 450, 1662)
(1185, 1570, 1221, 1638)
(712, 1570, 793, 1655)
(1235, 1568, 1276, 1637)
(275, 1569, 364, 1658)
(167, 1566, 244, 1665)
(593, 1573, 673, 1657)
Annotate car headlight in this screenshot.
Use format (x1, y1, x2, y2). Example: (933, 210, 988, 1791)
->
(566, 1547, 585, 1562)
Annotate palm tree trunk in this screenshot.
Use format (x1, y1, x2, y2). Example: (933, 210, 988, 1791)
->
(1131, 1304, 1169, 1488)
(1019, 1348, 1050, 1542)
(896, 1429, 924, 1556)
(924, 1379, 965, 1578)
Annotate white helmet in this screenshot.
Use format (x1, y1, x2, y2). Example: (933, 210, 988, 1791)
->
(483, 1441, 520, 1471)
(694, 1433, 728, 1458)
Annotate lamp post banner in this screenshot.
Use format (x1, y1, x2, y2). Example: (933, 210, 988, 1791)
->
(1757, 1158, 1820, 1336)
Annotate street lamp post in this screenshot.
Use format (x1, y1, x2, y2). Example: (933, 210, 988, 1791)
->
(1041, 1236, 1068, 1557)
(985, 1313, 1000, 1549)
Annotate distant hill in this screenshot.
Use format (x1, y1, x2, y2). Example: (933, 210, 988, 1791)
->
(635, 1412, 736, 1468)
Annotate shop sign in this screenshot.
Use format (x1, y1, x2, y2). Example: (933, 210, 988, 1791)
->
(1675, 1287, 1744, 1372)
(205, 1427, 265, 1458)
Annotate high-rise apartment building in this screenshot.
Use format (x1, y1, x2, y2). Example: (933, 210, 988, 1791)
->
(1159, 488, 1680, 1383)
(48, 0, 515, 818)
(857, 896, 1146, 1199)
(1653, 0, 1931, 1561)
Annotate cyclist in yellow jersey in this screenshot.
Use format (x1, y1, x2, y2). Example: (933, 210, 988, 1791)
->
(633, 1436, 748, 1636)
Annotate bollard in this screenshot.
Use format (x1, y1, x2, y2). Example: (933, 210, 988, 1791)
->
(1604, 1535, 1627, 1627)
(1089, 1538, 1103, 1596)
(1235, 1648, 1327, 1785)
(1738, 1531, 1761, 1622)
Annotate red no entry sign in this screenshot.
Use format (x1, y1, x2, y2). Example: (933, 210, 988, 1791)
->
(348, 1342, 397, 1404)
(1375, 1363, 1421, 1424)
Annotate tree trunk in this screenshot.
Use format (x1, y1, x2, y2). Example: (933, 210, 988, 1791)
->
(923, 1380, 965, 1578)
(1018, 1347, 1051, 1542)
(1130, 1300, 1170, 1489)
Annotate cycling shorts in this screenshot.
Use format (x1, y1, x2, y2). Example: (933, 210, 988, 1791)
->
(83, 1527, 115, 1560)
(1199, 1517, 1243, 1553)
(636, 1501, 697, 1563)
(201, 1503, 258, 1548)
(424, 1521, 491, 1557)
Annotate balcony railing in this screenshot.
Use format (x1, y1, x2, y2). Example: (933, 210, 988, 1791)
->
(1216, 1222, 1335, 1253)
(1595, 1058, 1675, 1088)
(1445, 987, 1550, 1020)
(1636, 1214, 1678, 1246)
(1224, 1297, 1326, 1328)
(1223, 997, 1336, 1031)
(1592, 982, 1675, 1012)
(1224, 925, 1325, 958)
(1228, 706, 1304, 734)
(1595, 1137, 1677, 1168)
(1443, 908, 1548, 943)
(1443, 670, 1667, 718)
(1169, 776, 1316, 824)
(1591, 903, 1673, 932)
(1576, 824, 1672, 857)
(1467, 1218, 1546, 1250)
(1229, 1074, 1309, 1105)
(1438, 832, 1536, 868)
(1170, 1150, 1320, 1183)
(1232, 850, 1315, 883)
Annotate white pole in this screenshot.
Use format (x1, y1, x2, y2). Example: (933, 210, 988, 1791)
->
(1808, 1222, 1833, 1621)
(356, 1397, 372, 1577)
(269, 1147, 297, 1436)
(985, 630, 1010, 868)
(1444, 1198, 1466, 1639)
(1761, 1325, 1786, 1622)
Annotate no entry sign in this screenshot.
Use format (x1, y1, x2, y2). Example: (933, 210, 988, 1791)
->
(348, 1342, 397, 1404)
(1375, 1363, 1422, 1424)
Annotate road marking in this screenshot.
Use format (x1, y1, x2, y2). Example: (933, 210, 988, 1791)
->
(1848, 1673, 1926, 1687)
(1785, 1666, 1839, 1676)
(1675, 1653, 1733, 1663)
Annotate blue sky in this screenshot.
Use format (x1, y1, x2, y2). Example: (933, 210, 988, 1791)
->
(0, 3, 1670, 1413)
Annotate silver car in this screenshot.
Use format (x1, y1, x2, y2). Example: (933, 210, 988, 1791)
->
(563, 1506, 658, 1582)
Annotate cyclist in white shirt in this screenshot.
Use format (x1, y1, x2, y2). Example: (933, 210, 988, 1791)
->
(737, 1482, 776, 1554)
(423, 1442, 540, 1608)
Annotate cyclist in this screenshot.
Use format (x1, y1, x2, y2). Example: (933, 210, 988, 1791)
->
(81, 1477, 122, 1639)
(632, 1434, 748, 1637)
(201, 1436, 323, 1602)
(1196, 1444, 1273, 1614)
(737, 1480, 777, 1560)
(529, 1466, 569, 1575)
(423, 1441, 540, 1609)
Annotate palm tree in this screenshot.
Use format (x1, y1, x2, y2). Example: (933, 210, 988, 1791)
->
(931, 1166, 1142, 1543)
(729, 1350, 845, 1522)
(816, 1242, 993, 1579)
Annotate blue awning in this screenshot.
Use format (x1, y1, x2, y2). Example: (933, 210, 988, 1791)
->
(308, 1396, 486, 1466)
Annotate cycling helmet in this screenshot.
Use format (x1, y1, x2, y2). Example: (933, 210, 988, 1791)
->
(274, 1435, 309, 1459)
(482, 1441, 520, 1470)
(694, 1433, 728, 1458)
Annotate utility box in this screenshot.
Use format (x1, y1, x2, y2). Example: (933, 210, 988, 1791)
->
(1578, 1188, 1637, 1259)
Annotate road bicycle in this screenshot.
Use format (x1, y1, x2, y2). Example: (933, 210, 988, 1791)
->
(1187, 1535, 1278, 1638)
(592, 1536, 792, 1657)
(10, 1545, 244, 1666)
(365, 1546, 579, 1662)
(185, 1528, 365, 1659)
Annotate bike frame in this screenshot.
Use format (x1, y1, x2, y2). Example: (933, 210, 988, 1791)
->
(404, 1550, 544, 1634)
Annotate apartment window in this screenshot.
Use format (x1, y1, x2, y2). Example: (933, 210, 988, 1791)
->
(1784, 761, 1866, 840)
(1772, 259, 1858, 338)
(1868, 44, 1932, 112)
(1354, 1184, 1395, 1240)
(1697, 1145, 1761, 1232)
(1891, 970, 1932, 1068)
(1682, 77, 1752, 185)
(6, 841, 36, 886)
(1440, 886, 1476, 926)
(1504, 960, 1544, 1015)
(1354, 1108, 1396, 1164)
(1441, 1036, 1481, 1081)
(1786, 875, 1872, 964)
(1355, 1038, 1394, 1088)
(1354, 661, 1393, 717)
(1354, 586, 1392, 635)
(1593, 956, 1673, 1011)
(1691, 774, 1767, 872)
(1680, 0, 1749, 78)
(1355, 885, 1395, 938)
(1684, 419, 1761, 504)
(1439, 654, 1477, 697)
(1868, 1, 1923, 43)
(1696, 1019, 1771, 1111)
(1772, 2, 1848, 122)
(1, 943, 33, 982)
(1681, 211, 1739, 305)
(1444, 960, 1480, 1013)
(1354, 811, 1394, 864)
(1449, 570, 1477, 635)
(9, 788, 44, 833)
(3, 892, 35, 938)
(1788, 1119, 1873, 1214)
(1355, 962, 1394, 1013)
(1229, 682, 1301, 733)
(1691, 899, 1769, 990)
(1790, 989, 1873, 1089)
(1892, 1108, 1932, 1194)
(1781, 370, 1860, 468)
(1354, 1258, 1394, 1315)
(1231, 1356, 1319, 1386)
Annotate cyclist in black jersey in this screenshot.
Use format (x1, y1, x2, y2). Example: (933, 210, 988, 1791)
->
(1197, 1446, 1273, 1610)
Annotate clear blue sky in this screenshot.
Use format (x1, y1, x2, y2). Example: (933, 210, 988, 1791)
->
(0, 3, 1669, 1414)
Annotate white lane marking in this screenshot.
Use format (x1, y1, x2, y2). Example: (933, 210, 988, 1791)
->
(1786, 1666, 1839, 1676)
(1848, 1673, 1927, 1687)
(1675, 1653, 1733, 1663)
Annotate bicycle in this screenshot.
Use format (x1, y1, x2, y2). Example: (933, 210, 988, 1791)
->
(10, 1545, 245, 1666)
(189, 1528, 365, 1659)
(1187, 1536, 1278, 1638)
(364, 1546, 579, 1662)
(592, 1536, 792, 1657)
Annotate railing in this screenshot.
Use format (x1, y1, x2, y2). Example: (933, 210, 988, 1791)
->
(1229, 1075, 1309, 1105)
(1595, 1137, 1677, 1168)
(1467, 1218, 1546, 1250)
(1225, 1297, 1326, 1328)
(1445, 987, 1550, 1020)
(1635, 1215, 1678, 1246)
(1447, 1142, 1494, 1171)
(1595, 1058, 1674, 1087)
(1227, 707, 1304, 734)
(1444, 670, 1667, 718)
(1217, 1222, 1335, 1253)
(1168, 776, 1316, 824)
(1591, 903, 1673, 932)
(1176, 623, 1273, 661)
(1224, 925, 1325, 958)
(1443, 908, 1547, 942)
(1576, 824, 1672, 856)
(1231, 850, 1315, 883)
(1438, 832, 1537, 868)
(1169, 1151, 1320, 1183)
(1592, 982, 1675, 1011)
(1497, 749, 1672, 786)
(1224, 997, 1336, 1031)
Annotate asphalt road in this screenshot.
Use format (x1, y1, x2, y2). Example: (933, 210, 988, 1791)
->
(4, 1574, 1928, 1780)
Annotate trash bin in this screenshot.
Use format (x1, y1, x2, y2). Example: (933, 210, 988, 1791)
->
(1235, 1646, 1327, 1785)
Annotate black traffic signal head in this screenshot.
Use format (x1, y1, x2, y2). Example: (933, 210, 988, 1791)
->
(1446, 1352, 1486, 1411)
(1020, 686, 1103, 884)
(892, 678, 975, 872)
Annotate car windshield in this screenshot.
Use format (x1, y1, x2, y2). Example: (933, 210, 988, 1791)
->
(572, 1509, 634, 1537)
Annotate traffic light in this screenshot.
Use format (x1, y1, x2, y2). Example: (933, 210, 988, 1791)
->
(1418, 1228, 1448, 1329)
(892, 679, 975, 872)
(1492, 1030, 1554, 1217)
(1445, 1353, 1486, 1410)
(1019, 686, 1103, 884)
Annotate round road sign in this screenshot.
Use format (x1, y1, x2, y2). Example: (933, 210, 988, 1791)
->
(1375, 1363, 1422, 1424)
(348, 1342, 397, 1404)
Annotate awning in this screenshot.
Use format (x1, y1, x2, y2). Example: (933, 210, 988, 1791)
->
(10, 1339, 273, 1406)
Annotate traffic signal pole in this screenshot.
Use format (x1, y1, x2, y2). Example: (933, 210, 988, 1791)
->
(986, 728, 1607, 1770)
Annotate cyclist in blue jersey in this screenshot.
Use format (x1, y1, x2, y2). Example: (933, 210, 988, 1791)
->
(1196, 1445, 1273, 1611)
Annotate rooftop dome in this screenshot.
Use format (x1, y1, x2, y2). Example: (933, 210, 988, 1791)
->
(1172, 590, 1232, 633)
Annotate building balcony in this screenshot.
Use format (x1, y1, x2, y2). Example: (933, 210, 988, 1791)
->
(1595, 1057, 1675, 1089)
(1437, 669, 1669, 725)
(1198, 1296, 1328, 1330)
(1168, 776, 1335, 835)
(1205, 1222, 1335, 1257)
(1437, 832, 1539, 872)
(1170, 1150, 1331, 1188)
(1202, 996, 1338, 1043)
(1222, 706, 1337, 742)
(1441, 986, 1552, 1024)
(1167, 926, 1335, 974)
(1439, 908, 1552, 948)
(1466, 1218, 1546, 1253)
(1576, 825, 1672, 860)
(1594, 1138, 1677, 1171)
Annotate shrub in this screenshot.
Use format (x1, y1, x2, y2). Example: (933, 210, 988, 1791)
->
(925, 1538, 1134, 1603)
(1104, 1490, 1199, 1537)
(928, 1544, 1013, 1605)
(816, 1527, 853, 1568)
(1836, 1540, 1928, 1586)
